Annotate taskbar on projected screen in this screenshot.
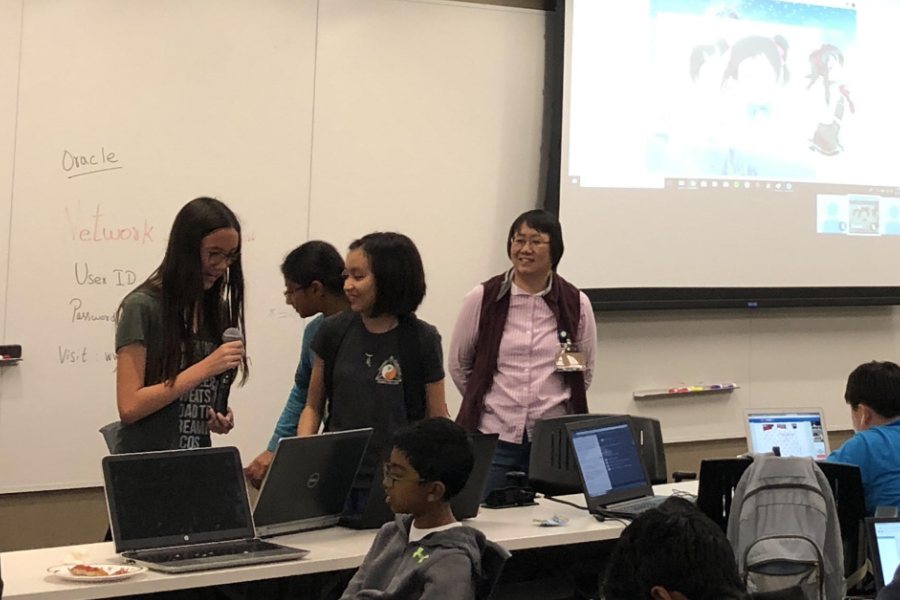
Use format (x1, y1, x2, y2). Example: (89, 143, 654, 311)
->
(564, 176, 900, 197)
(662, 178, 900, 197)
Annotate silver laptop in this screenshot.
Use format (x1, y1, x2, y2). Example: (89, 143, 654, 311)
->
(867, 517, 900, 591)
(567, 416, 668, 519)
(744, 408, 830, 460)
(102, 447, 308, 573)
(253, 428, 373, 537)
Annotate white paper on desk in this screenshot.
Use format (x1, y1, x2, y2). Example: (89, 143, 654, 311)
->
(534, 515, 569, 527)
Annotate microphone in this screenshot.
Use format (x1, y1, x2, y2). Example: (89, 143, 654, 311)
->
(215, 327, 243, 415)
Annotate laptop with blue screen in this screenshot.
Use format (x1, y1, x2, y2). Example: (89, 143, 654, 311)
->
(867, 517, 900, 591)
(566, 416, 667, 519)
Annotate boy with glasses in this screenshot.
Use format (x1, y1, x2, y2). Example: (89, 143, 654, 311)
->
(339, 418, 487, 600)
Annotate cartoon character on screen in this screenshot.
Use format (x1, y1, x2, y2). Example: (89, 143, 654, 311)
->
(691, 35, 790, 175)
(807, 44, 854, 156)
(721, 35, 790, 114)
(690, 39, 730, 91)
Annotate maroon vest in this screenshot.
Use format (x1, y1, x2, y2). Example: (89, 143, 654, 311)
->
(455, 271, 589, 434)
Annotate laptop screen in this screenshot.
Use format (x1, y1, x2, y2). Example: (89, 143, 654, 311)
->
(747, 411, 827, 460)
(875, 521, 900, 587)
(104, 448, 253, 552)
(570, 421, 647, 499)
(254, 429, 373, 536)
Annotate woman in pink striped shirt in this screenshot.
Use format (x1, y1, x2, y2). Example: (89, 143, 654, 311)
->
(449, 209, 596, 496)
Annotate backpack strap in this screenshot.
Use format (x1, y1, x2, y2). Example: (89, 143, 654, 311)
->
(398, 315, 426, 423)
(321, 312, 355, 427)
(845, 559, 870, 591)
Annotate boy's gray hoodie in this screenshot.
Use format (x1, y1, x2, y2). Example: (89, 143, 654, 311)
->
(339, 514, 487, 600)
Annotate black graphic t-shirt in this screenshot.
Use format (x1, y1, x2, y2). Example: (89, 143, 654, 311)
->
(311, 312, 444, 471)
(115, 290, 221, 453)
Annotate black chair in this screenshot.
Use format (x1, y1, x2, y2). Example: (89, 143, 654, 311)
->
(528, 414, 599, 496)
(528, 414, 669, 497)
(477, 540, 512, 600)
(697, 458, 866, 579)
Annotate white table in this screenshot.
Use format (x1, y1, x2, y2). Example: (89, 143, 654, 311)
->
(0, 481, 698, 600)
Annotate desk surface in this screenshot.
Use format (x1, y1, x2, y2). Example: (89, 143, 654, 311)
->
(0, 482, 698, 600)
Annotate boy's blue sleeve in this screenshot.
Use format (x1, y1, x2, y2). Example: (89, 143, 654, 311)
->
(266, 316, 322, 452)
(827, 433, 865, 467)
(267, 384, 306, 452)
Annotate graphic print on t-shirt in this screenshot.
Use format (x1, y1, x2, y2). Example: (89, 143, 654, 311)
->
(376, 356, 402, 385)
(177, 340, 219, 449)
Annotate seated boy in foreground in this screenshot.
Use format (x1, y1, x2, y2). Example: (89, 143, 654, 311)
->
(340, 418, 487, 600)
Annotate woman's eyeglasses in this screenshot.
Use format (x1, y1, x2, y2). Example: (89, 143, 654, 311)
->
(510, 237, 549, 251)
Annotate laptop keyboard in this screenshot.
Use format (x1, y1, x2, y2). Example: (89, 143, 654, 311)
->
(129, 539, 289, 563)
(609, 495, 667, 514)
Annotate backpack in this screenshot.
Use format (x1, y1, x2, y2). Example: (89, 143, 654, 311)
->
(727, 455, 845, 600)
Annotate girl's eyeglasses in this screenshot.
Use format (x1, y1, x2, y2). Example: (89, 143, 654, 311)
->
(205, 249, 241, 267)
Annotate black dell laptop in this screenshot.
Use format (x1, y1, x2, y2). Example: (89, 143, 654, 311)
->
(253, 429, 372, 536)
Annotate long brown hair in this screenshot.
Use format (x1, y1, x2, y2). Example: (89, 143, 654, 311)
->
(125, 197, 248, 385)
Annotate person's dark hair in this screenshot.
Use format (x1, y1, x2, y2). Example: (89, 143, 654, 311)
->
(348, 232, 426, 317)
(722, 35, 790, 88)
(391, 418, 475, 502)
(690, 39, 729, 82)
(845, 361, 900, 419)
(506, 209, 565, 270)
(281, 241, 345, 295)
(125, 197, 248, 385)
(602, 497, 747, 600)
(807, 44, 844, 106)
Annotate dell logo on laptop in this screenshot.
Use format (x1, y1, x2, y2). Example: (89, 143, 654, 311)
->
(184, 535, 190, 541)
(307, 473, 321, 488)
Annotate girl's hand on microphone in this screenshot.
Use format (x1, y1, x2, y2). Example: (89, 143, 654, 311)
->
(204, 341, 244, 378)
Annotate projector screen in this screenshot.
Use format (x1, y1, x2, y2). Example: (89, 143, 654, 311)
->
(559, 0, 900, 303)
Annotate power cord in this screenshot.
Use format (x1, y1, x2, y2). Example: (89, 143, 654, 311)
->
(541, 495, 588, 511)
(591, 509, 631, 526)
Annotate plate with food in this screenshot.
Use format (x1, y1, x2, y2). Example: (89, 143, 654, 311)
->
(47, 564, 146, 582)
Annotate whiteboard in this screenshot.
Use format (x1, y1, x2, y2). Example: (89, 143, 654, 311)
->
(0, 0, 21, 347)
(0, 0, 319, 493)
(0, 0, 548, 494)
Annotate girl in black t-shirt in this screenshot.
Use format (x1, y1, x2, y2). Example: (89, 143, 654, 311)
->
(297, 232, 448, 440)
(114, 197, 249, 452)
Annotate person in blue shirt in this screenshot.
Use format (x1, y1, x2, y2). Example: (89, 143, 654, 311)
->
(827, 360, 900, 515)
(244, 241, 348, 488)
